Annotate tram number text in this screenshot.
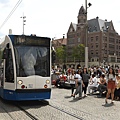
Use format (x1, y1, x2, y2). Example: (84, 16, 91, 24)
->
(28, 84, 33, 88)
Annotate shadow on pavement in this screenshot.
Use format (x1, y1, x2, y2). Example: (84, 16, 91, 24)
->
(64, 96, 72, 98)
(102, 103, 114, 107)
(69, 96, 86, 102)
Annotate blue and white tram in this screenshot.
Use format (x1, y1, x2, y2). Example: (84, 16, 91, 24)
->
(0, 34, 51, 101)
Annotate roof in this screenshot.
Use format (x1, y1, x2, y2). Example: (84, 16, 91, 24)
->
(69, 17, 113, 33)
(72, 23, 77, 31)
(52, 38, 67, 46)
(88, 17, 111, 32)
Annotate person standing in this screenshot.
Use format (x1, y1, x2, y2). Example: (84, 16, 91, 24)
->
(81, 68, 90, 97)
(72, 70, 83, 99)
(69, 71, 75, 96)
(105, 67, 116, 104)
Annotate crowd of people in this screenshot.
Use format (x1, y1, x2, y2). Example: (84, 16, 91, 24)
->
(52, 65, 120, 104)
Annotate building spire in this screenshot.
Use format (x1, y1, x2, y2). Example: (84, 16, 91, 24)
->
(78, 6, 86, 15)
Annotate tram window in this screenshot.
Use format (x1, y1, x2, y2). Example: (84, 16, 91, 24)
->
(2, 43, 9, 59)
(5, 47, 14, 83)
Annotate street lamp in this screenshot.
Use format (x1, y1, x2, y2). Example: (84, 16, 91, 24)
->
(21, 14, 26, 35)
(51, 37, 56, 68)
(85, 0, 92, 69)
(62, 34, 66, 71)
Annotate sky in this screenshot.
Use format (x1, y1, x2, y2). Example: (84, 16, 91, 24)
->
(0, 0, 120, 39)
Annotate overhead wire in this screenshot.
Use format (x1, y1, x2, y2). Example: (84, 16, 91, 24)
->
(0, 0, 22, 30)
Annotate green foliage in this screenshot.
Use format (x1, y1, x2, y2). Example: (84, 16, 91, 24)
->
(72, 44, 85, 62)
(56, 46, 66, 63)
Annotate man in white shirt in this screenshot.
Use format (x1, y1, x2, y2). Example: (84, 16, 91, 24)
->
(88, 74, 98, 94)
(73, 70, 83, 98)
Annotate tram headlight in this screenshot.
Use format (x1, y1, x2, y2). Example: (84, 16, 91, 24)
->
(18, 80, 23, 85)
(46, 79, 50, 84)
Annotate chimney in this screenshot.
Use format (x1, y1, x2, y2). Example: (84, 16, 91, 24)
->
(63, 34, 65, 39)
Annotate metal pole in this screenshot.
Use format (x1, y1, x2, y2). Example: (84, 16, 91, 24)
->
(85, 0, 88, 68)
(21, 13, 26, 35)
(23, 16, 24, 35)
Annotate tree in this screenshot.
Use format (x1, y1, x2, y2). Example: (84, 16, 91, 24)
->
(56, 46, 66, 63)
(72, 44, 85, 63)
(52, 50, 56, 63)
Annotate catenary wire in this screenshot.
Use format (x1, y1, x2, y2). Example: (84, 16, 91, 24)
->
(0, 0, 22, 30)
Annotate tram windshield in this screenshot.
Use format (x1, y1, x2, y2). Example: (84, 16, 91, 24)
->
(14, 46, 50, 77)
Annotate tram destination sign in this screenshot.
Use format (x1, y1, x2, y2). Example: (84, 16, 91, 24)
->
(13, 35, 50, 46)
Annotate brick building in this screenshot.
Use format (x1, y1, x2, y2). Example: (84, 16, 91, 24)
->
(66, 5, 120, 68)
(53, 6, 120, 69)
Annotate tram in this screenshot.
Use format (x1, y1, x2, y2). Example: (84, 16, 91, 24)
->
(0, 34, 51, 101)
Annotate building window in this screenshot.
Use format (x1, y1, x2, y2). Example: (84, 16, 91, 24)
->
(116, 51, 118, 55)
(116, 39, 118, 43)
(96, 44, 98, 48)
(116, 45, 118, 49)
(96, 36, 98, 41)
(105, 37, 107, 41)
(109, 44, 114, 49)
(109, 38, 114, 43)
(78, 38, 80, 42)
(109, 51, 115, 55)
(91, 59, 94, 62)
(91, 44, 93, 48)
(91, 37, 93, 42)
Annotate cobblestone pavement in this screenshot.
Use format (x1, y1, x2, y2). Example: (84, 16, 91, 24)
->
(0, 100, 32, 120)
(0, 87, 120, 120)
(49, 87, 120, 120)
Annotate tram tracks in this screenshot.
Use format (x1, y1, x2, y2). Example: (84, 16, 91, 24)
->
(41, 100, 85, 120)
(15, 100, 83, 120)
(15, 100, 85, 120)
(0, 102, 15, 120)
(0, 98, 105, 120)
(0, 98, 39, 120)
(42, 100, 106, 120)
(15, 103, 39, 120)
